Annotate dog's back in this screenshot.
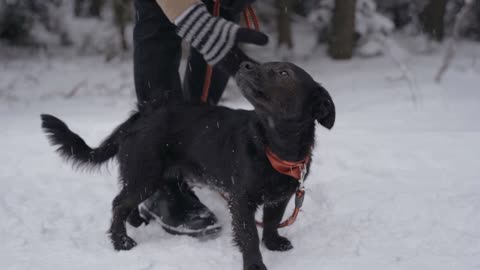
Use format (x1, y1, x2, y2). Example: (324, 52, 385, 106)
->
(116, 104, 262, 184)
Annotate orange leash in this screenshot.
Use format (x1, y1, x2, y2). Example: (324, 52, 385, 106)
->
(201, 0, 260, 103)
(256, 189, 305, 228)
(220, 188, 305, 229)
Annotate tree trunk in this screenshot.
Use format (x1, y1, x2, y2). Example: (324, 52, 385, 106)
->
(435, 0, 476, 82)
(113, 0, 132, 51)
(329, 0, 356, 59)
(420, 0, 447, 41)
(89, 0, 105, 18)
(276, 0, 294, 49)
(74, 0, 85, 17)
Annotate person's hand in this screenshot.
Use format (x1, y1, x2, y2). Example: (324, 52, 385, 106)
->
(175, 3, 267, 66)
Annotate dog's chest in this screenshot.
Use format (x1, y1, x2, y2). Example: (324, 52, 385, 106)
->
(264, 176, 298, 206)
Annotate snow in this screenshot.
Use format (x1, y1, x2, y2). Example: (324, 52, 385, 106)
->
(1, 39, 480, 270)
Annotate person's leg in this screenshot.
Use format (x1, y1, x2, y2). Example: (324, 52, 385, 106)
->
(183, 2, 242, 105)
(130, 0, 220, 236)
(133, 0, 182, 107)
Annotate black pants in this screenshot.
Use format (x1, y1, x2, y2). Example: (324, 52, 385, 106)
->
(134, 0, 240, 106)
(133, 0, 239, 208)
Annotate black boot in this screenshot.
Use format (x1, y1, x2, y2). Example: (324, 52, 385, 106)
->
(128, 182, 222, 237)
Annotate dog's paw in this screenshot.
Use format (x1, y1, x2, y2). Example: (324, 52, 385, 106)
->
(112, 235, 137, 251)
(244, 262, 267, 270)
(127, 211, 148, 228)
(263, 235, 293, 251)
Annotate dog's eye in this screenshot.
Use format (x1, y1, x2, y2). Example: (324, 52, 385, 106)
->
(279, 71, 289, 77)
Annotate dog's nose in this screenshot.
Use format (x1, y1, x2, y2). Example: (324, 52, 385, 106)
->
(240, 61, 255, 71)
(323, 100, 331, 108)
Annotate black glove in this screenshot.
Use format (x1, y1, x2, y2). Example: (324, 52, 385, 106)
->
(174, 3, 267, 66)
(218, 46, 257, 76)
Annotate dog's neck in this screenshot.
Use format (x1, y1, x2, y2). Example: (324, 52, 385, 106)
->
(259, 115, 315, 162)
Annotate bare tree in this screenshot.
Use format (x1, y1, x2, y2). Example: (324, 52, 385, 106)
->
(436, 0, 475, 82)
(276, 0, 294, 50)
(74, 0, 85, 17)
(74, 0, 105, 18)
(420, 0, 448, 41)
(329, 0, 356, 59)
(89, 0, 105, 18)
(113, 0, 132, 51)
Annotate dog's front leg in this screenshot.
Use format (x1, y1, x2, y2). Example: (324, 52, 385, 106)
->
(230, 195, 266, 270)
(262, 196, 294, 251)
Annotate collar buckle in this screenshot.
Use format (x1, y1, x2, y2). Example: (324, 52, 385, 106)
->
(298, 164, 307, 190)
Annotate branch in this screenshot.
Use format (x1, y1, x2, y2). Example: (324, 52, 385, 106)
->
(65, 80, 87, 99)
(435, 0, 474, 82)
(382, 37, 421, 107)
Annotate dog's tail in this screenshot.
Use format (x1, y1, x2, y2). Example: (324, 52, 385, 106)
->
(41, 113, 139, 170)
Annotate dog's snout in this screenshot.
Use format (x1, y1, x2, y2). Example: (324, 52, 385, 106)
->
(240, 61, 255, 71)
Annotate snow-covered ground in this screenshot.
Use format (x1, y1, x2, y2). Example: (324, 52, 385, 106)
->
(1, 39, 480, 270)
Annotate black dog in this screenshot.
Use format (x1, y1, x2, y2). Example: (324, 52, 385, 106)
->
(41, 62, 335, 270)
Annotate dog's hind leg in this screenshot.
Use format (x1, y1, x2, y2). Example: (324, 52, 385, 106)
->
(108, 183, 157, 250)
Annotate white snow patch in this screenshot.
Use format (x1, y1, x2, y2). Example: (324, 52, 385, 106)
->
(1, 41, 480, 270)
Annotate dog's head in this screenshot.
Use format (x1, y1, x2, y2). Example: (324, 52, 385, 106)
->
(235, 62, 335, 129)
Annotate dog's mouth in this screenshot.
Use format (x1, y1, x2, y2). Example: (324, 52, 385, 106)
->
(250, 87, 269, 100)
(235, 74, 270, 103)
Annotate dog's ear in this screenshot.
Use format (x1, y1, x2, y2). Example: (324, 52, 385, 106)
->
(312, 84, 335, 129)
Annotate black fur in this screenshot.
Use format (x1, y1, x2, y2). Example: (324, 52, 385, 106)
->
(41, 113, 139, 170)
(41, 62, 335, 270)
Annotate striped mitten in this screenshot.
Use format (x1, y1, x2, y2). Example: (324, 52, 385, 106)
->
(174, 3, 267, 66)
